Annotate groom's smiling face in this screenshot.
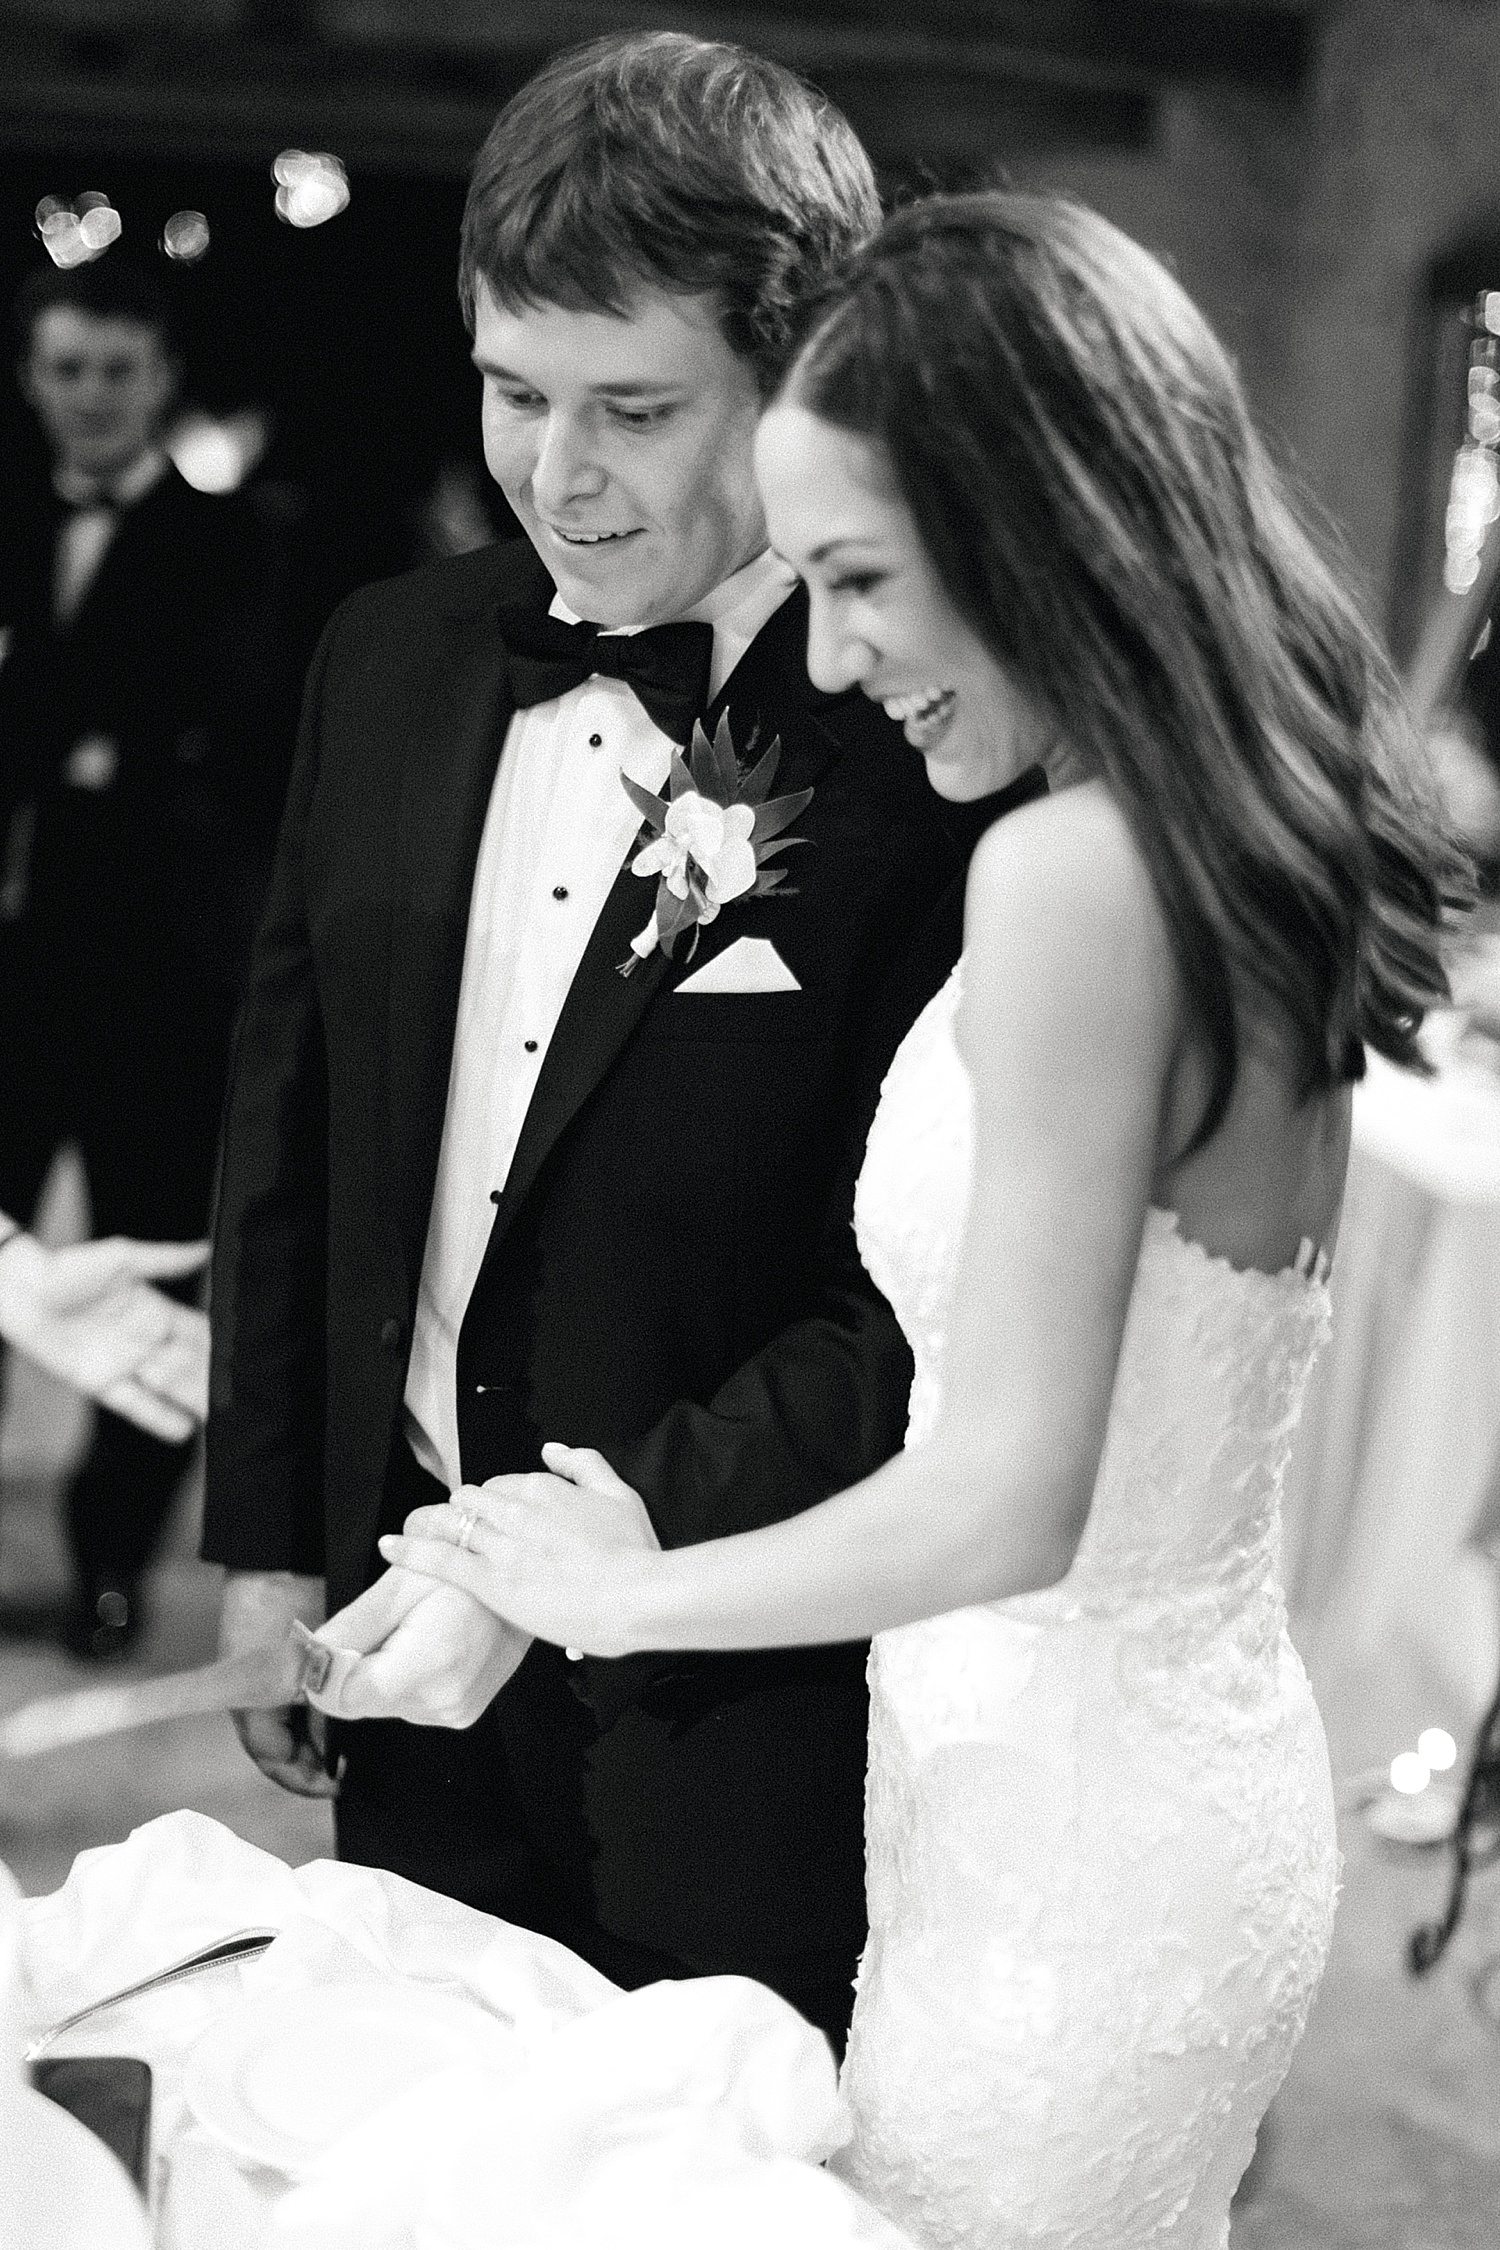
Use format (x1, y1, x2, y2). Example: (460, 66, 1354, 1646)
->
(473, 280, 768, 628)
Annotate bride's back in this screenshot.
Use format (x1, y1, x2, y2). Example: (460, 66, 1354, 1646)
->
(1156, 1012, 1353, 1283)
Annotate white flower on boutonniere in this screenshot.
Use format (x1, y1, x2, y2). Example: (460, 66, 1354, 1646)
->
(619, 713, 812, 973)
(634, 792, 757, 910)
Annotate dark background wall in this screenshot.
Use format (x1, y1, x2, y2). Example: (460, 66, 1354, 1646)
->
(1, 149, 490, 657)
(3, 2, 1500, 658)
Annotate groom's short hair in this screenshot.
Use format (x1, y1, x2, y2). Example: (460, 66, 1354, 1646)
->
(459, 31, 880, 394)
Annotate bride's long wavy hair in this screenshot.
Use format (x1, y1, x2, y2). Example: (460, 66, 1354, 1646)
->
(786, 192, 1469, 1145)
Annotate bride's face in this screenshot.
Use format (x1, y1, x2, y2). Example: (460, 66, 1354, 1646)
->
(754, 401, 1048, 801)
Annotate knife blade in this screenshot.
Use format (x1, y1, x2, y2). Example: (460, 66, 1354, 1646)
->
(0, 1621, 334, 1760)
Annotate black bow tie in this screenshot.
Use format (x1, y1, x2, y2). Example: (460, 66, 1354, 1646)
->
(498, 606, 714, 745)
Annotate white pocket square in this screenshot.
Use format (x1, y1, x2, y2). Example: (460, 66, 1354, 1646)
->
(674, 937, 801, 994)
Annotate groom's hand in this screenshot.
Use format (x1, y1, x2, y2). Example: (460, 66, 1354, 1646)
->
(308, 1568, 531, 1728)
(220, 1568, 339, 1798)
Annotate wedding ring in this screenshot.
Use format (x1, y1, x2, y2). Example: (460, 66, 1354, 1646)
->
(454, 1505, 480, 1554)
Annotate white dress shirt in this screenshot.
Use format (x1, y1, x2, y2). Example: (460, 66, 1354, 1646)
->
(403, 544, 797, 1488)
(52, 448, 166, 626)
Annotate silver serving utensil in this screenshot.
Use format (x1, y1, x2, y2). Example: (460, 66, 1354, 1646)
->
(0, 1622, 333, 1762)
(25, 1927, 280, 2061)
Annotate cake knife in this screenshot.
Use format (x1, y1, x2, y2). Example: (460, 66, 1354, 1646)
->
(0, 1621, 334, 1760)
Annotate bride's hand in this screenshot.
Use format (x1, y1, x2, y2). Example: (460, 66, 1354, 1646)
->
(377, 1443, 659, 1659)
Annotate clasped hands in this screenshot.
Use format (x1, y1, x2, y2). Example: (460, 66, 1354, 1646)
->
(307, 1444, 658, 1729)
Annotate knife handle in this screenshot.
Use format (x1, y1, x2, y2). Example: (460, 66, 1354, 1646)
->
(290, 1619, 334, 1699)
(297, 1564, 435, 1709)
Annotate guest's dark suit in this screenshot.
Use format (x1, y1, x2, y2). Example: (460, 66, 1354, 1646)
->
(204, 537, 1034, 2043)
(0, 464, 293, 1602)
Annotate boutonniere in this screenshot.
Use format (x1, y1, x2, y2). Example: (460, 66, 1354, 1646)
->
(618, 714, 812, 974)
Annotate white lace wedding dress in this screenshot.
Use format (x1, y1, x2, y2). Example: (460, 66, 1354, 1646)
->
(837, 964, 1340, 2249)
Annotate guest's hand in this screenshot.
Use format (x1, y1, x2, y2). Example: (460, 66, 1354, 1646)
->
(0, 1231, 209, 1439)
(220, 1568, 339, 1797)
(307, 1566, 532, 1728)
(377, 1444, 660, 1660)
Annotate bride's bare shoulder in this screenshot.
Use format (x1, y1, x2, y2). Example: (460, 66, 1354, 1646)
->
(966, 779, 1169, 971)
(957, 777, 1186, 1166)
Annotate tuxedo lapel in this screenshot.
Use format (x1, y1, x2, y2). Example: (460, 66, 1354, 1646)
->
(385, 568, 529, 1298)
(703, 578, 848, 749)
(61, 469, 183, 647)
(483, 856, 673, 1247)
(474, 582, 850, 1273)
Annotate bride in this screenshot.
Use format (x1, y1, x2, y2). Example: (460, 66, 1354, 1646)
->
(358, 195, 1464, 2246)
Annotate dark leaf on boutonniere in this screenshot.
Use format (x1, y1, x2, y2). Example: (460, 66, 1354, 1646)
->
(738, 736, 782, 806)
(749, 788, 813, 845)
(620, 773, 669, 831)
(752, 867, 790, 896)
(689, 713, 742, 808)
(667, 748, 695, 802)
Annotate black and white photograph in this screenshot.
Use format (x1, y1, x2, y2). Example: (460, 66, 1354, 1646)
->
(0, 4, 1498, 2245)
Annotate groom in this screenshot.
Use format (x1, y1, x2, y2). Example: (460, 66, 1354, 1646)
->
(205, 31, 1028, 2047)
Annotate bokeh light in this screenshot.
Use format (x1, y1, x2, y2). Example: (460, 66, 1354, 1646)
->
(35, 193, 121, 268)
(1444, 443, 1500, 593)
(1417, 1727, 1458, 1773)
(272, 150, 349, 230)
(168, 408, 271, 495)
(162, 210, 211, 263)
(77, 205, 122, 253)
(1389, 1750, 1430, 1796)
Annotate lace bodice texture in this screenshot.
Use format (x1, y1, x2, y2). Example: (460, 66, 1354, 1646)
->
(836, 965, 1339, 2250)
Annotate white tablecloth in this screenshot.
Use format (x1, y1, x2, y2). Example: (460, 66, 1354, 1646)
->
(15, 1812, 904, 2250)
(1281, 1040, 1500, 1761)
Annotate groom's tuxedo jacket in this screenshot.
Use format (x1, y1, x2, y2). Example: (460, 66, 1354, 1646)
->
(205, 538, 1020, 1994)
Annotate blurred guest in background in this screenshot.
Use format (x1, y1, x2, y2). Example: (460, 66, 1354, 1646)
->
(0, 256, 295, 1660)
